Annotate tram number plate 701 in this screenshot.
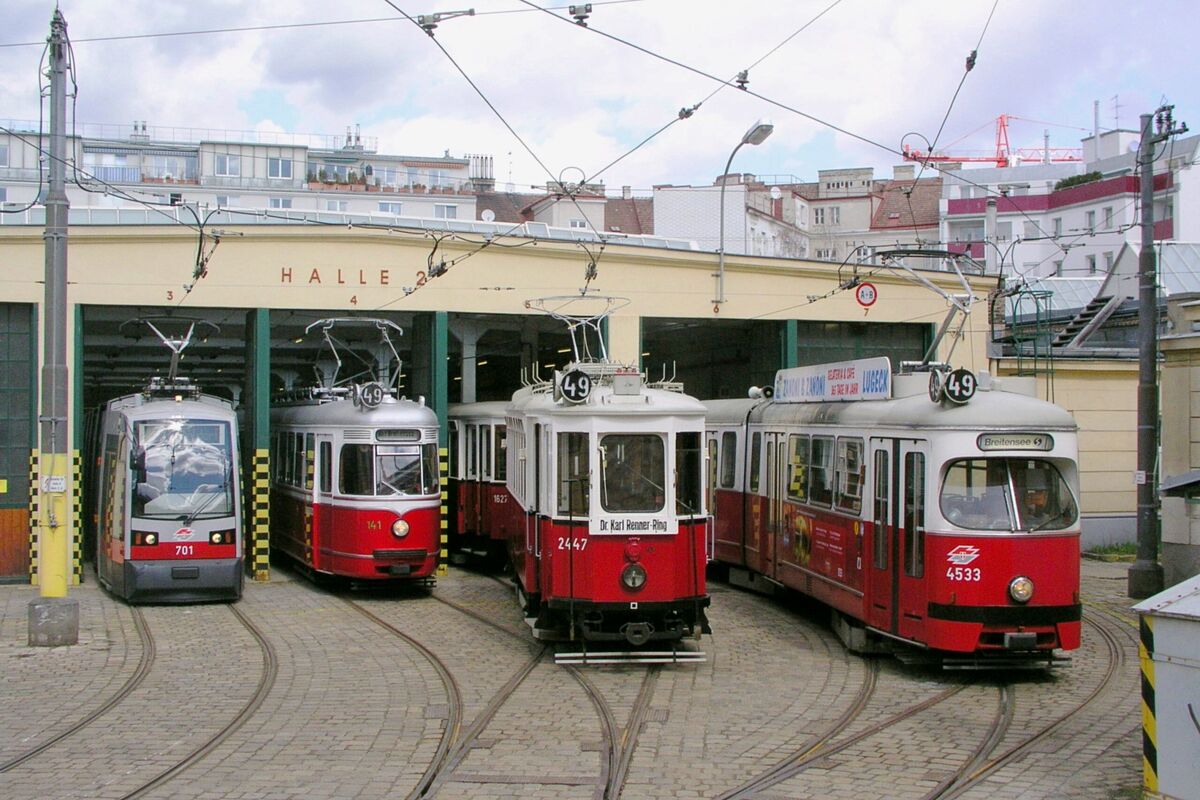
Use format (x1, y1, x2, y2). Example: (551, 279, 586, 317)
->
(946, 566, 981, 581)
(557, 536, 588, 551)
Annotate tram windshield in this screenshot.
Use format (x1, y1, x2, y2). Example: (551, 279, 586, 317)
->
(599, 433, 665, 513)
(340, 443, 439, 497)
(940, 458, 1077, 532)
(131, 419, 234, 520)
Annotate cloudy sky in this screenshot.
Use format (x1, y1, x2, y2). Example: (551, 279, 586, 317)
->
(1, 0, 1196, 193)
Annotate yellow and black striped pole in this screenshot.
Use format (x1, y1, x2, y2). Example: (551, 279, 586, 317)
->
(252, 449, 270, 581)
(28, 450, 39, 586)
(1139, 615, 1158, 795)
(71, 449, 82, 585)
(438, 446, 448, 577)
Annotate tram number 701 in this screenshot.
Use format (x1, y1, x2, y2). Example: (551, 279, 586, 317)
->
(946, 566, 981, 581)
(557, 536, 588, 551)
(175, 544, 195, 556)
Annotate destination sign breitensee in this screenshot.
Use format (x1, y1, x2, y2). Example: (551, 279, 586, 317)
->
(773, 357, 892, 403)
(977, 433, 1054, 451)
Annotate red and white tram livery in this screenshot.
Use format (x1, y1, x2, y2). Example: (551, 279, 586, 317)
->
(705, 358, 1081, 663)
(447, 401, 513, 563)
(503, 364, 712, 646)
(270, 383, 441, 582)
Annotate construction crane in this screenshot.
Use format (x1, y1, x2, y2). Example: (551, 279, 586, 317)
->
(902, 114, 1084, 168)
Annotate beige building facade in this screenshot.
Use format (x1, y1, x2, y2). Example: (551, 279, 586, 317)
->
(0, 221, 1138, 581)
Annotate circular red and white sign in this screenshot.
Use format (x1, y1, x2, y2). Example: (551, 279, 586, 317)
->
(855, 282, 878, 307)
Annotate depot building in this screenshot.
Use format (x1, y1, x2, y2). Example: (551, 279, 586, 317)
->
(0, 220, 1135, 583)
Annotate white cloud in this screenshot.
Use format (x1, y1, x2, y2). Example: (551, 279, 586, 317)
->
(3, 0, 1197, 191)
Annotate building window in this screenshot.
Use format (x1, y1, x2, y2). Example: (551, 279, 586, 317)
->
(378, 201, 402, 215)
(830, 206, 840, 225)
(0, 187, 6, 203)
(1103, 206, 1114, 229)
(215, 195, 236, 207)
(326, 199, 348, 212)
(1085, 210, 1096, 231)
(1023, 221, 1039, 239)
(569, 219, 587, 229)
(815, 248, 835, 260)
(0, 142, 8, 167)
(814, 208, 825, 225)
(1086, 254, 1097, 274)
(1052, 217, 1062, 237)
(1104, 251, 1114, 272)
(434, 204, 457, 220)
(269, 197, 292, 209)
(214, 154, 240, 177)
(268, 157, 292, 179)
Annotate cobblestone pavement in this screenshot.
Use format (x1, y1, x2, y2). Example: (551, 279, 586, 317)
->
(0, 558, 1143, 799)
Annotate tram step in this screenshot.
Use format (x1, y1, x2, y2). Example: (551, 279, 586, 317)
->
(554, 650, 707, 665)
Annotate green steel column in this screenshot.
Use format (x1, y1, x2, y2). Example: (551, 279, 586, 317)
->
(782, 320, 799, 369)
(247, 308, 271, 581)
(431, 311, 449, 444)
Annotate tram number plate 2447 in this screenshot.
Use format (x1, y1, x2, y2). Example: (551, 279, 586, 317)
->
(557, 536, 588, 551)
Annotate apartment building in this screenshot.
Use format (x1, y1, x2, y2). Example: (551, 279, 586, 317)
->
(0, 120, 485, 221)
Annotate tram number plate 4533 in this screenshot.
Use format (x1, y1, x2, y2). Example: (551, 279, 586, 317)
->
(946, 566, 981, 581)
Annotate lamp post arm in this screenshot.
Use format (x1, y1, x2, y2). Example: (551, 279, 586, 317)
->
(715, 141, 746, 308)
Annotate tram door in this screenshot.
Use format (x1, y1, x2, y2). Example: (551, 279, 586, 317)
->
(761, 431, 788, 580)
(868, 438, 929, 639)
(313, 436, 334, 554)
(464, 424, 480, 535)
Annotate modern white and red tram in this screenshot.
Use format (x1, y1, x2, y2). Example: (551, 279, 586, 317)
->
(705, 357, 1081, 665)
(94, 378, 243, 603)
(270, 383, 441, 582)
(501, 363, 712, 648)
(446, 402, 513, 564)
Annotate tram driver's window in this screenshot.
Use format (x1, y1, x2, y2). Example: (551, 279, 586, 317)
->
(835, 438, 864, 515)
(600, 433, 665, 513)
(557, 432, 590, 516)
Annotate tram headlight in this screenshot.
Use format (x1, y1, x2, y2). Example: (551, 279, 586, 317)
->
(1009, 575, 1034, 604)
(143, 532, 157, 546)
(621, 563, 647, 592)
(391, 519, 410, 539)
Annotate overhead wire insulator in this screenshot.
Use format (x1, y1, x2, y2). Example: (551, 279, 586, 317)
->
(570, 4, 591, 26)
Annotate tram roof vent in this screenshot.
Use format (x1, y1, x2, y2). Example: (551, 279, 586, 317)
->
(613, 372, 642, 395)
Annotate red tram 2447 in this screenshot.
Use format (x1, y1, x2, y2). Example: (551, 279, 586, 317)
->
(705, 358, 1081, 665)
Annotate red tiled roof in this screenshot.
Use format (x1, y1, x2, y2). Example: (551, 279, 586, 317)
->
(870, 177, 942, 230)
(604, 197, 653, 235)
(474, 191, 542, 223)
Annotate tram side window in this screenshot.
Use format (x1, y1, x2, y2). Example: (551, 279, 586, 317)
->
(466, 425, 478, 479)
(719, 431, 737, 489)
(836, 438, 864, 515)
(292, 433, 304, 489)
(787, 435, 809, 502)
(305, 434, 315, 490)
(809, 436, 834, 507)
(600, 433, 665, 513)
(873, 449, 889, 570)
(283, 433, 294, 486)
(557, 432, 590, 516)
(481, 426, 492, 481)
(494, 425, 507, 481)
(749, 432, 762, 493)
(904, 453, 925, 578)
(447, 422, 459, 479)
(676, 432, 703, 516)
(319, 441, 332, 493)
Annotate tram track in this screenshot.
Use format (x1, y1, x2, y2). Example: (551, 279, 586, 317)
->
(422, 574, 667, 798)
(934, 609, 1129, 799)
(119, 603, 278, 800)
(922, 684, 1015, 800)
(0, 605, 155, 773)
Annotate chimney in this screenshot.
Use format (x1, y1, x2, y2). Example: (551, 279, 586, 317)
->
(622, 185, 632, 199)
(892, 164, 916, 181)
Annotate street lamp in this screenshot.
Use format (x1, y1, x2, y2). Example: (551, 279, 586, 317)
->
(715, 120, 774, 312)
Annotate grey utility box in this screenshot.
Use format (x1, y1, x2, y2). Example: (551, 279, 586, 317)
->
(1133, 574, 1200, 800)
